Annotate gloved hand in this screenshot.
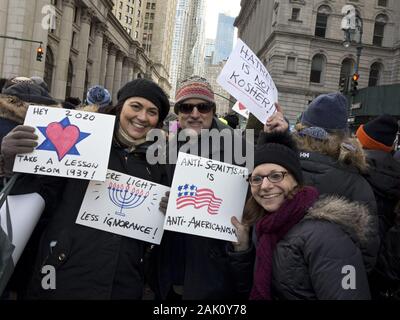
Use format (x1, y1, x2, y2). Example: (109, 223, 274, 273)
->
(1, 125, 38, 176)
(159, 191, 170, 215)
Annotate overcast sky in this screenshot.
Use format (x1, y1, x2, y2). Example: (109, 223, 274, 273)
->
(205, 0, 241, 39)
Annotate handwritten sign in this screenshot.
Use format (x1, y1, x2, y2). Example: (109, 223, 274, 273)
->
(217, 38, 278, 124)
(164, 152, 248, 242)
(232, 101, 250, 119)
(13, 106, 115, 181)
(76, 169, 169, 244)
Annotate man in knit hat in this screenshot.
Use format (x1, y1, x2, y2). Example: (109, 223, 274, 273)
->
(356, 115, 400, 299)
(155, 76, 253, 300)
(173, 75, 217, 134)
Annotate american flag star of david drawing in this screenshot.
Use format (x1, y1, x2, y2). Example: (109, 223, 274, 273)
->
(176, 184, 223, 215)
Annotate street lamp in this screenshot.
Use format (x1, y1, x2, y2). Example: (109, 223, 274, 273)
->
(341, 5, 363, 93)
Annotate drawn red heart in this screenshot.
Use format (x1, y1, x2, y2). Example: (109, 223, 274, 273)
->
(46, 122, 80, 161)
(238, 102, 247, 110)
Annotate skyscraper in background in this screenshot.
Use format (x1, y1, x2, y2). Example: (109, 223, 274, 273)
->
(213, 13, 235, 64)
(205, 38, 215, 65)
(169, 0, 206, 98)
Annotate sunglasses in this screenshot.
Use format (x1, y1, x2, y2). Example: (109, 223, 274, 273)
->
(177, 103, 214, 114)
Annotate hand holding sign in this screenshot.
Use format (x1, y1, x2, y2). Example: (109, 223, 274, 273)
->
(264, 103, 288, 133)
(217, 39, 278, 124)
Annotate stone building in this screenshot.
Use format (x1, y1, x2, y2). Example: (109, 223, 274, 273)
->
(205, 60, 231, 116)
(235, 0, 400, 122)
(113, 0, 177, 94)
(0, 0, 172, 104)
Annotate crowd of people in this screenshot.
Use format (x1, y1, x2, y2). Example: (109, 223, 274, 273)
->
(0, 74, 399, 300)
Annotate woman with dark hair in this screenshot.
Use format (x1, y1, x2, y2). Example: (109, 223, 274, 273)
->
(230, 131, 372, 300)
(0, 79, 170, 299)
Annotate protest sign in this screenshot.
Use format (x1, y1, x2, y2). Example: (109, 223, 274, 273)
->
(217, 38, 278, 124)
(0, 193, 45, 264)
(164, 152, 248, 242)
(232, 101, 250, 119)
(13, 106, 115, 181)
(76, 169, 169, 244)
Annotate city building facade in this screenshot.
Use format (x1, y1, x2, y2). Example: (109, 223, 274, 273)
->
(205, 60, 231, 116)
(213, 13, 235, 64)
(235, 0, 400, 123)
(0, 0, 172, 104)
(169, 0, 206, 99)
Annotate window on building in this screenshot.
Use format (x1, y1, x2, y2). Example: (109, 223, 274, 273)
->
(143, 33, 147, 40)
(339, 58, 354, 88)
(127, 5, 130, 12)
(50, 0, 57, 6)
(149, 23, 153, 30)
(151, 3, 156, 10)
(150, 13, 154, 20)
(291, 8, 300, 20)
(309, 54, 325, 83)
(287, 56, 296, 72)
(136, 20, 140, 27)
(145, 12, 149, 19)
(134, 31, 138, 38)
(146, 2, 151, 9)
(315, 6, 331, 38)
(137, 10, 141, 17)
(378, 0, 388, 7)
(373, 14, 388, 46)
(44, 46, 54, 93)
(144, 22, 148, 30)
(368, 62, 382, 86)
(118, 12, 121, 20)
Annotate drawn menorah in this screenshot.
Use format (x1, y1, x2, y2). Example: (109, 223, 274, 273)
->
(108, 183, 149, 216)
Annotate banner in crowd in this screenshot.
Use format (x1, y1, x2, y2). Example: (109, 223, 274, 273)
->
(164, 152, 248, 242)
(232, 101, 250, 119)
(217, 38, 278, 124)
(76, 169, 170, 244)
(0, 193, 45, 264)
(13, 105, 115, 181)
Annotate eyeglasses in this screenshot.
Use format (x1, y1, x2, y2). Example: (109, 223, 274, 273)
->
(177, 103, 214, 114)
(248, 171, 288, 186)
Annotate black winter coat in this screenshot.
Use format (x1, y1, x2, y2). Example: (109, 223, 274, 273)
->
(25, 142, 167, 299)
(151, 118, 253, 300)
(299, 150, 379, 272)
(272, 196, 371, 300)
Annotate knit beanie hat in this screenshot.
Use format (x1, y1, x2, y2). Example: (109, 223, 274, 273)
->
(254, 131, 304, 185)
(356, 114, 399, 152)
(3, 82, 58, 105)
(86, 85, 111, 108)
(174, 75, 215, 114)
(301, 92, 349, 132)
(30, 76, 49, 92)
(117, 78, 170, 124)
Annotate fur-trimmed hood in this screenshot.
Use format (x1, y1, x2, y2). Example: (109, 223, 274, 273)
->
(305, 196, 371, 246)
(0, 94, 62, 124)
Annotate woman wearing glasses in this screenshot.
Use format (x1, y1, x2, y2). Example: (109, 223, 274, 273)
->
(230, 131, 371, 300)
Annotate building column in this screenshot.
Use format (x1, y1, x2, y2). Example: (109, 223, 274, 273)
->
(113, 52, 124, 103)
(71, 7, 93, 100)
(99, 36, 109, 86)
(127, 59, 134, 82)
(121, 58, 129, 87)
(105, 44, 117, 96)
(53, 0, 75, 100)
(89, 22, 106, 87)
(0, 0, 8, 75)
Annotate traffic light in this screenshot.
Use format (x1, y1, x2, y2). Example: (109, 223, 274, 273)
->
(351, 73, 359, 96)
(36, 45, 43, 62)
(339, 76, 349, 94)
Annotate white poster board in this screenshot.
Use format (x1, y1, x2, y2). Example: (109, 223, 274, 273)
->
(76, 169, 169, 244)
(164, 152, 248, 242)
(217, 38, 278, 124)
(13, 106, 115, 182)
(232, 101, 250, 119)
(0, 193, 45, 263)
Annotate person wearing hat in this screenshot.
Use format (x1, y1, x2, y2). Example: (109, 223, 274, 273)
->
(284, 92, 379, 274)
(85, 85, 112, 109)
(1, 78, 170, 299)
(356, 115, 400, 299)
(152, 75, 253, 300)
(229, 131, 371, 300)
